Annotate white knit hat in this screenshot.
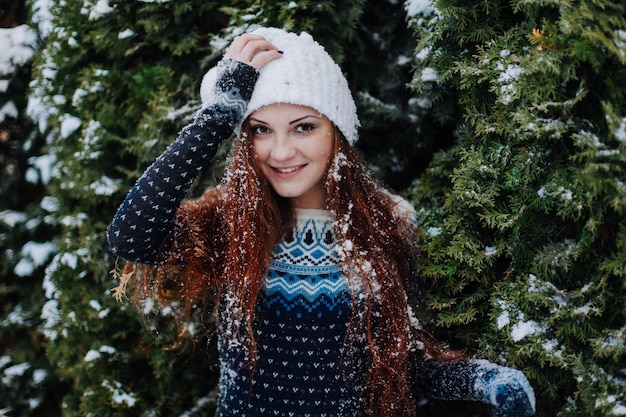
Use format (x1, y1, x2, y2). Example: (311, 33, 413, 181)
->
(201, 27, 360, 145)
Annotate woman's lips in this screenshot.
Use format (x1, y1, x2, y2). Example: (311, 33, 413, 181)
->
(272, 165, 306, 177)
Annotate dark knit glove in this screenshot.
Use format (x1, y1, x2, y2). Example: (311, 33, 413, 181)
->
(419, 359, 536, 417)
(107, 60, 258, 263)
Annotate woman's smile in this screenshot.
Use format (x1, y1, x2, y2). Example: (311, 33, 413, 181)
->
(273, 164, 306, 175)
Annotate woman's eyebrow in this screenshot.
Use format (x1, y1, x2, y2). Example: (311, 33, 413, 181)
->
(289, 114, 321, 125)
(249, 114, 321, 125)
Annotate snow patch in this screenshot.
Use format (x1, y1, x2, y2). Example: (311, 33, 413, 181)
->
(596, 395, 626, 415)
(420, 67, 439, 82)
(85, 345, 116, 362)
(41, 299, 61, 340)
(511, 320, 542, 342)
(0, 356, 11, 368)
(405, 0, 437, 17)
(615, 117, 626, 142)
(75, 120, 104, 160)
(87, 176, 121, 196)
(60, 114, 82, 138)
(496, 62, 523, 105)
(0, 210, 28, 227)
(40, 195, 60, 213)
(89, 299, 111, 318)
(118, 29, 135, 39)
(0, 25, 37, 76)
(1, 362, 30, 385)
(32, 369, 47, 385)
(27, 154, 56, 185)
(84, 350, 102, 362)
(497, 309, 510, 330)
(426, 226, 441, 237)
(537, 185, 547, 198)
(542, 338, 564, 359)
(0, 101, 18, 123)
(614, 30, 626, 61)
(31, 0, 55, 38)
(60, 213, 88, 227)
(81, 0, 114, 20)
(613, 404, 626, 415)
(14, 241, 57, 277)
(415, 47, 430, 61)
(102, 379, 137, 407)
(497, 62, 523, 83)
(3, 304, 27, 325)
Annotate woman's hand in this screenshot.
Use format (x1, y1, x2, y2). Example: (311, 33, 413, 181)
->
(224, 34, 283, 70)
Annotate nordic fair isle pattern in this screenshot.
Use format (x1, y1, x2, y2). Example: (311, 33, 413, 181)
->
(217, 209, 366, 416)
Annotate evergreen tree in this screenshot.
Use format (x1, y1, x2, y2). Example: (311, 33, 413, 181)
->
(346, 0, 456, 190)
(25, 1, 231, 415)
(0, 1, 67, 415)
(407, 0, 626, 416)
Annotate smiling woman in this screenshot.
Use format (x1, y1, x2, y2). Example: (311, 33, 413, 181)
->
(107, 27, 536, 417)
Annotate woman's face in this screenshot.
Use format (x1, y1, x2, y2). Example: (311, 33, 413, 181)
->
(249, 103, 334, 209)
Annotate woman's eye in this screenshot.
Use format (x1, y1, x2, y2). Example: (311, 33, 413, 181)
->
(251, 125, 270, 136)
(295, 123, 315, 134)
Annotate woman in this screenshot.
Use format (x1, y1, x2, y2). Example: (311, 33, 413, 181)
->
(108, 27, 536, 417)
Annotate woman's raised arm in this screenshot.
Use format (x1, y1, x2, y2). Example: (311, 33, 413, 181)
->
(106, 61, 255, 263)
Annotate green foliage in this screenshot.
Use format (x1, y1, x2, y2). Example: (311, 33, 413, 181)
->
(0, 2, 65, 415)
(218, 0, 365, 64)
(20, 0, 228, 415)
(348, 0, 455, 190)
(408, 0, 626, 415)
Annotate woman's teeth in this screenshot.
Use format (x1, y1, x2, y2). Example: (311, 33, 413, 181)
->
(277, 166, 300, 173)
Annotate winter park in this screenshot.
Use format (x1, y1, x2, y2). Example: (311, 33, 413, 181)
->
(1, 0, 626, 416)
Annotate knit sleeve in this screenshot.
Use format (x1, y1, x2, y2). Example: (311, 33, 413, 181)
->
(107, 60, 258, 264)
(417, 358, 536, 417)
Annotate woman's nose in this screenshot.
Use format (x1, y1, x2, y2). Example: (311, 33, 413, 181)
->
(270, 134, 296, 161)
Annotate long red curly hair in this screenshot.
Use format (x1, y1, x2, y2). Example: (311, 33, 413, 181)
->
(118, 122, 460, 416)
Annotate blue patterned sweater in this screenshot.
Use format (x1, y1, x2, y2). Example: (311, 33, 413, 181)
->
(107, 59, 536, 417)
(217, 209, 366, 416)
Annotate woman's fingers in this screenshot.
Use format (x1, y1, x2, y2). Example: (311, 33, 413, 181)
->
(224, 34, 282, 69)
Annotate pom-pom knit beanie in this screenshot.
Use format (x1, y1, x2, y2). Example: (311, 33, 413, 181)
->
(201, 27, 360, 145)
